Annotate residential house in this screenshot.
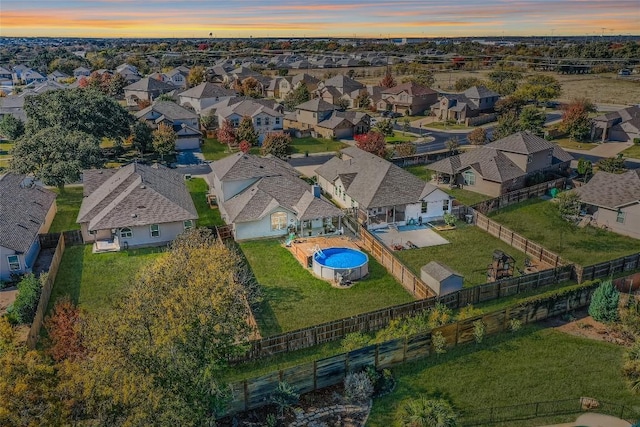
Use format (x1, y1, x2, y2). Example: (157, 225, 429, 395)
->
(0, 174, 57, 281)
(284, 98, 370, 139)
(0, 81, 67, 122)
(315, 146, 453, 230)
(431, 85, 500, 122)
(591, 106, 640, 143)
(124, 77, 175, 107)
(135, 101, 202, 150)
(11, 65, 31, 83)
(164, 66, 190, 89)
(208, 153, 343, 240)
(376, 82, 438, 116)
(267, 73, 320, 100)
(0, 67, 12, 81)
(116, 63, 141, 84)
(73, 66, 91, 78)
(427, 132, 573, 197)
(317, 75, 367, 108)
(178, 82, 237, 113)
(573, 170, 640, 239)
(47, 70, 69, 82)
(0, 67, 13, 95)
(77, 163, 198, 252)
(22, 70, 47, 85)
(208, 98, 283, 143)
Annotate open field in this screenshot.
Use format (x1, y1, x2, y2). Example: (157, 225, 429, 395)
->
(186, 178, 224, 227)
(239, 239, 415, 337)
(488, 198, 640, 265)
(367, 326, 638, 426)
(395, 222, 528, 286)
(47, 244, 164, 313)
(49, 187, 83, 232)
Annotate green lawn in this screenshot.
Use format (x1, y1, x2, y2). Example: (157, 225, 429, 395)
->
(49, 187, 84, 232)
(622, 143, 640, 159)
(395, 222, 528, 287)
(47, 245, 164, 313)
(403, 165, 491, 206)
(289, 137, 348, 154)
(488, 198, 640, 265)
(386, 131, 417, 144)
(0, 141, 12, 170)
(367, 327, 638, 426)
(186, 178, 224, 227)
(551, 137, 598, 151)
(202, 137, 234, 161)
(239, 239, 415, 337)
(423, 121, 469, 130)
(403, 165, 432, 182)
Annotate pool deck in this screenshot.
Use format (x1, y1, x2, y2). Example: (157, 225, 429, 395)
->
(286, 236, 362, 269)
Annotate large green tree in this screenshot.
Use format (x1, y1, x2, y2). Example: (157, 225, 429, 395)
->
(518, 106, 546, 136)
(152, 123, 177, 160)
(261, 132, 291, 159)
(236, 116, 259, 146)
(283, 83, 311, 110)
(0, 114, 25, 140)
(11, 126, 102, 189)
(514, 74, 561, 105)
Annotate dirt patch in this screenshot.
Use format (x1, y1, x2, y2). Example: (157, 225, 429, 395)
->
(540, 308, 629, 345)
(0, 288, 18, 316)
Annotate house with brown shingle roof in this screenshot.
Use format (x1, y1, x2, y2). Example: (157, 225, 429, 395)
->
(317, 75, 367, 108)
(315, 146, 452, 229)
(431, 85, 500, 123)
(284, 98, 370, 139)
(77, 163, 198, 252)
(573, 170, 640, 239)
(377, 82, 438, 116)
(591, 105, 640, 143)
(427, 132, 573, 197)
(124, 77, 175, 107)
(208, 153, 343, 240)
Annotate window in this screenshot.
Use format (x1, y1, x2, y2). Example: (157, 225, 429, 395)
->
(256, 117, 262, 126)
(421, 201, 428, 214)
(150, 224, 160, 237)
(183, 220, 194, 230)
(617, 211, 626, 224)
(442, 200, 449, 212)
(265, 117, 270, 126)
(231, 119, 239, 127)
(7, 255, 20, 271)
(271, 212, 287, 231)
(275, 117, 280, 125)
(463, 171, 476, 186)
(120, 227, 133, 238)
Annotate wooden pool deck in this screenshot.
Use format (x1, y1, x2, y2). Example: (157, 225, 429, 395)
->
(287, 236, 362, 268)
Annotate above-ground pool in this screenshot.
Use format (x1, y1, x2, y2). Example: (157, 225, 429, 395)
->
(313, 247, 369, 282)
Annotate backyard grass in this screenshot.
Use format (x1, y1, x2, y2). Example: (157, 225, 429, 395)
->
(445, 187, 492, 206)
(395, 222, 528, 286)
(49, 187, 84, 232)
(186, 177, 224, 227)
(403, 165, 432, 182)
(622, 143, 640, 159)
(289, 136, 347, 154)
(0, 141, 12, 170)
(367, 326, 638, 426)
(239, 239, 415, 337)
(386, 131, 417, 144)
(202, 137, 233, 161)
(47, 244, 164, 313)
(488, 198, 640, 265)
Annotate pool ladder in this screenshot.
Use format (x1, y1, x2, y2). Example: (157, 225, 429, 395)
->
(314, 245, 326, 259)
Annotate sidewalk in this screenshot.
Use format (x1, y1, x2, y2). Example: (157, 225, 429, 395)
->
(540, 413, 632, 427)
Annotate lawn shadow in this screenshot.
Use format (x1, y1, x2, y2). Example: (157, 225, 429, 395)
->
(254, 286, 306, 337)
(45, 244, 85, 314)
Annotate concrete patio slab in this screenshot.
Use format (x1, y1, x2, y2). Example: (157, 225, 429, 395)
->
(372, 226, 450, 249)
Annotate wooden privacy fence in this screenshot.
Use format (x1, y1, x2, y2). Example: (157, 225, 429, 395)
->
(573, 252, 640, 284)
(475, 212, 568, 268)
(38, 229, 83, 248)
(235, 264, 572, 361)
(359, 228, 436, 299)
(472, 178, 568, 215)
(26, 234, 66, 349)
(223, 283, 599, 416)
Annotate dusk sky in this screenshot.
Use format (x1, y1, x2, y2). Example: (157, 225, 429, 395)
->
(1, 0, 639, 39)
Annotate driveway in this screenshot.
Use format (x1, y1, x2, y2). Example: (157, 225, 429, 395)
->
(173, 149, 212, 176)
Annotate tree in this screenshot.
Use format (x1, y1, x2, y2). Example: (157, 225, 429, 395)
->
(374, 119, 394, 136)
(336, 98, 350, 111)
(130, 121, 153, 154)
(396, 396, 458, 427)
(200, 112, 217, 130)
(355, 92, 371, 109)
(445, 136, 459, 153)
(156, 93, 175, 102)
(283, 83, 311, 110)
(560, 98, 596, 142)
(217, 119, 237, 147)
(454, 77, 484, 91)
(495, 96, 527, 116)
(239, 140, 251, 153)
(588, 279, 620, 322)
(108, 73, 127, 98)
(467, 127, 487, 145)
(6, 273, 42, 324)
(11, 127, 102, 189)
(514, 74, 561, 105)
(492, 110, 521, 140)
(44, 296, 87, 363)
(240, 77, 261, 98)
(486, 69, 522, 96)
(403, 69, 435, 87)
(236, 116, 259, 146)
(518, 106, 546, 136)
(556, 191, 581, 220)
(261, 132, 291, 159)
(355, 130, 386, 157)
(577, 158, 593, 182)
(597, 156, 626, 173)
(0, 114, 25, 140)
(395, 142, 416, 157)
(152, 123, 177, 160)
(187, 65, 206, 87)
(380, 72, 397, 88)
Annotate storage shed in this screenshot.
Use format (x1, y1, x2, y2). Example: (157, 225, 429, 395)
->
(421, 261, 463, 296)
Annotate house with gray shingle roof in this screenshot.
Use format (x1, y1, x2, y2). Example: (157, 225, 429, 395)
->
(284, 98, 370, 139)
(591, 105, 640, 143)
(0, 174, 57, 281)
(206, 98, 283, 143)
(377, 82, 438, 116)
(178, 82, 237, 113)
(427, 132, 573, 197)
(573, 170, 640, 239)
(431, 85, 500, 123)
(315, 146, 452, 229)
(208, 153, 343, 240)
(77, 163, 198, 252)
(124, 77, 175, 107)
(135, 101, 202, 150)
(317, 74, 367, 108)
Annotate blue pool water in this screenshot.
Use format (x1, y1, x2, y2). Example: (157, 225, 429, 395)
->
(314, 247, 368, 268)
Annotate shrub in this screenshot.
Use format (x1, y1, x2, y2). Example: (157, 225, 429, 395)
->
(428, 302, 453, 328)
(508, 318, 522, 332)
(443, 213, 456, 227)
(270, 381, 299, 417)
(457, 304, 482, 320)
(396, 396, 458, 427)
(344, 371, 374, 403)
(588, 279, 620, 322)
(473, 320, 486, 344)
(7, 273, 43, 324)
(342, 332, 371, 352)
(431, 331, 447, 356)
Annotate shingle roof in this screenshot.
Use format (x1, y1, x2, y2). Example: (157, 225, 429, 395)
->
(574, 170, 640, 209)
(487, 131, 556, 155)
(77, 163, 197, 231)
(296, 98, 336, 112)
(593, 106, 640, 123)
(124, 77, 174, 92)
(135, 101, 198, 121)
(464, 85, 499, 99)
(382, 82, 437, 97)
(322, 75, 365, 92)
(316, 147, 445, 209)
(421, 261, 462, 282)
(210, 152, 298, 182)
(215, 99, 282, 120)
(0, 174, 56, 253)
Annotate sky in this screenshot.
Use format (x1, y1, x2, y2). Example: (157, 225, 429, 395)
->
(1, 0, 639, 39)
